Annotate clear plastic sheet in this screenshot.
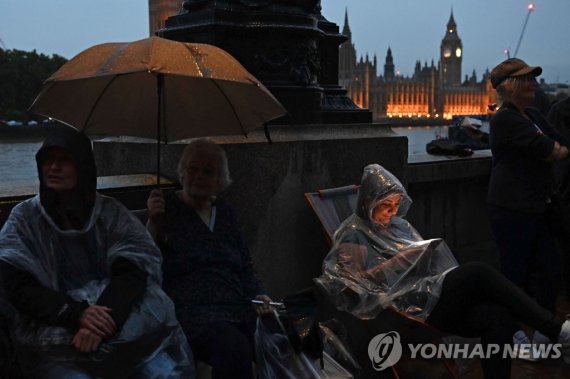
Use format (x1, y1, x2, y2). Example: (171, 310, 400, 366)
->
(319, 321, 361, 372)
(0, 194, 195, 378)
(315, 164, 459, 320)
(255, 312, 354, 379)
(255, 314, 320, 379)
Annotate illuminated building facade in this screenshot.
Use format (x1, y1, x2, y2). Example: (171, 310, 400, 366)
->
(148, 0, 182, 36)
(339, 10, 496, 120)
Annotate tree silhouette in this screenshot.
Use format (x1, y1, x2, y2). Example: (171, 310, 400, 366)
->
(0, 49, 67, 122)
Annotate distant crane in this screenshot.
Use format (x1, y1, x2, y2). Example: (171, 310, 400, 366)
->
(0, 38, 6, 49)
(505, 3, 536, 58)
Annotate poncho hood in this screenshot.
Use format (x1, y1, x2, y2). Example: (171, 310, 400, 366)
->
(356, 164, 412, 225)
(35, 128, 96, 229)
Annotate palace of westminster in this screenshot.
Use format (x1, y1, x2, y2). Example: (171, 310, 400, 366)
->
(339, 10, 496, 120)
(149, 2, 496, 121)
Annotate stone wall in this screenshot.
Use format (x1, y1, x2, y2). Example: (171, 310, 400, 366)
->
(406, 153, 498, 268)
(94, 124, 408, 298)
(93, 130, 498, 299)
(0, 126, 497, 300)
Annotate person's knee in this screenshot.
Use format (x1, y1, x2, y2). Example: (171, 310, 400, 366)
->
(464, 261, 494, 271)
(221, 336, 253, 362)
(38, 362, 95, 379)
(208, 332, 253, 370)
(135, 351, 178, 378)
(457, 261, 499, 281)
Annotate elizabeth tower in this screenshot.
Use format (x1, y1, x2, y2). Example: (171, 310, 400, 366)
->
(440, 10, 463, 86)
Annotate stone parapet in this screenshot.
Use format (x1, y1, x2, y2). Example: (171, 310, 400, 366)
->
(0, 131, 497, 299)
(406, 151, 497, 268)
(93, 124, 406, 297)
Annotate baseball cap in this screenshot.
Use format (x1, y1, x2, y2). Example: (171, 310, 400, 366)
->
(490, 58, 542, 89)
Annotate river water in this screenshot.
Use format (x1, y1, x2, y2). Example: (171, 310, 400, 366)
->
(0, 140, 42, 188)
(391, 125, 448, 155)
(0, 126, 448, 189)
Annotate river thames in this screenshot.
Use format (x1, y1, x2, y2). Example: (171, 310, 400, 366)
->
(0, 125, 450, 188)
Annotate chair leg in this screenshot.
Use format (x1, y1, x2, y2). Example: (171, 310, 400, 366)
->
(390, 365, 401, 379)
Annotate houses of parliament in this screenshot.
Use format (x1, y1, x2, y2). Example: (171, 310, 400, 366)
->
(339, 10, 496, 120)
(149, 2, 496, 121)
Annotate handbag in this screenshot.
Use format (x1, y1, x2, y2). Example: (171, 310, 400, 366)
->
(426, 139, 473, 157)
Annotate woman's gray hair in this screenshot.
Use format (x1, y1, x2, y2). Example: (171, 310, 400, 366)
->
(496, 77, 526, 100)
(177, 138, 232, 191)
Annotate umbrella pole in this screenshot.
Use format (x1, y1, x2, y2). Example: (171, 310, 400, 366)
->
(157, 74, 164, 187)
(264, 123, 273, 144)
(157, 140, 161, 186)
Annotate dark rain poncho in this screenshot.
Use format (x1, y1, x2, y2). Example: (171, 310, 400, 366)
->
(315, 164, 459, 320)
(0, 129, 194, 378)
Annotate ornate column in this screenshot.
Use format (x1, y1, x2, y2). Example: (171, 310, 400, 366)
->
(160, 0, 371, 124)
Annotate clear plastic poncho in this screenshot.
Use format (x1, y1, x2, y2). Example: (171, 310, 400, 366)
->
(0, 193, 195, 378)
(315, 164, 459, 320)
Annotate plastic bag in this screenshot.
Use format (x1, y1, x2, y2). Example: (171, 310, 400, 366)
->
(283, 289, 323, 361)
(255, 313, 357, 379)
(255, 313, 326, 379)
(319, 320, 361, 373)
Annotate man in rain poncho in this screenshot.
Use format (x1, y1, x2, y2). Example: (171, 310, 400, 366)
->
(316, 164, 570, 377)
(0, 128, 195, 378)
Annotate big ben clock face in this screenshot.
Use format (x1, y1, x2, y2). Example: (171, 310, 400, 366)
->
(443, 48, 451, 58)
(455, 47, 462, 57)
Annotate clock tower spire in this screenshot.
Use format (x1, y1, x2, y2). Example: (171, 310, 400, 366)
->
(440, 9, 463, 85)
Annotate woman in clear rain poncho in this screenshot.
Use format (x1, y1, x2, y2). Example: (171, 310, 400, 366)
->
(316, 164, 570, 378)
(0, 128, 195, 378)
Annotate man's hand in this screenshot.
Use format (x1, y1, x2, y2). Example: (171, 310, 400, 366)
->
(72, 328, 102, 353)
(252, 294, 274, 315)
(79, 305, 116, 338)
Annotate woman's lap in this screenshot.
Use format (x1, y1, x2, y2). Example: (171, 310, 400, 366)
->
(188, 320, 255, 378)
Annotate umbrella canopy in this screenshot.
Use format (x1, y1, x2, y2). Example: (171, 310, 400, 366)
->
(30, 36, 286, 142)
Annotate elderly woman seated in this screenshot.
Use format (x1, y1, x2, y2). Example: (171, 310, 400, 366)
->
(0, 128, 194, 378)
(146, 138, 272, 379)
(316, 164, 570, 378)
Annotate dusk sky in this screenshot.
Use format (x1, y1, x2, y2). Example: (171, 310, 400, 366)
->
(1, 0, 568, 83)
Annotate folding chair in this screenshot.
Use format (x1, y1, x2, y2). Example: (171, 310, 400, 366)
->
(304, 185, 360, 246)
(305, 185, 459, 379)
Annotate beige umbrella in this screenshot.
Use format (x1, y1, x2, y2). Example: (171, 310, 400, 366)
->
(29, 36, 287, 182)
